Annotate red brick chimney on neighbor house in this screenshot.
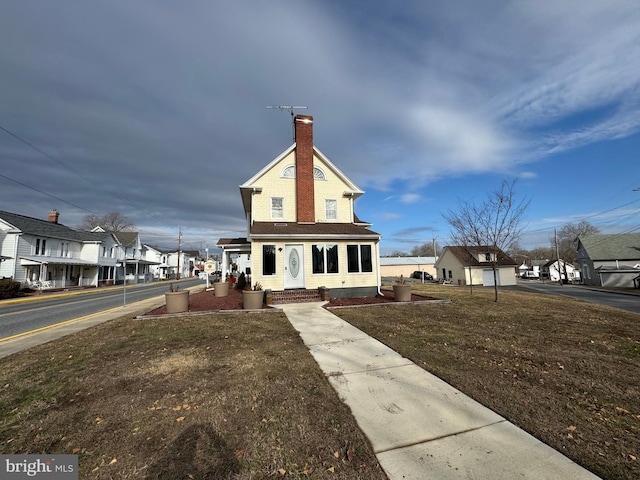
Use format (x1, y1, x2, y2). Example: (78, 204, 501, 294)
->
(48, 209, 60, 224)
(294, 115, 315, 223)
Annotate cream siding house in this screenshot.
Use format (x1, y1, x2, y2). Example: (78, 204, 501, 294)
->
(435, 246, 517, 286)
(218, 115, 381, 299)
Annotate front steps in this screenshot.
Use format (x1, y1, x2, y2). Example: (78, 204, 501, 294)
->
(269, 289, 324, 305)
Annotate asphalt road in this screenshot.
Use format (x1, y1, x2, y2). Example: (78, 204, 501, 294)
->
(0, 278, 202, 340)
(510, 281, 640, 314)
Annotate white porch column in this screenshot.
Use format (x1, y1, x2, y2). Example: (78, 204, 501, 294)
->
(221, 250, 229, 277)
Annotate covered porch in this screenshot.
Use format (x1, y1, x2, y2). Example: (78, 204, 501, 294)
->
(20, 256, 99, 289)
(216, 237, 251, 280)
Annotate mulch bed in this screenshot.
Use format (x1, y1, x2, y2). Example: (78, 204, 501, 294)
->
(145, 287, 437, 315)
(145, 286, 252, 315)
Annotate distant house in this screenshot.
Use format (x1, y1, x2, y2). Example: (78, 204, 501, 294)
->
(434, 246, 517, 286)
(0, 209, 169, 289)
(541, 259, 581, 283)
(380, 256, 437, 279)
(217, 115, 381, 299)
(0, 209, 118, 288)
(576, 233, 640, 287)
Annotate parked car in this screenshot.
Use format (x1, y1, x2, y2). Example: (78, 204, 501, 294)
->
(411, 271, 433, 281)
(520, 271, 539, 279)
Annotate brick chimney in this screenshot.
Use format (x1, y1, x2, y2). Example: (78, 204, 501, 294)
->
(48, 209, 60, 223)
(294, 115, 315, 223)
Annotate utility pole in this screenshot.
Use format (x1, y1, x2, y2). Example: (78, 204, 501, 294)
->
(554, 228, 562, 286)
(177, 227, 182, 280)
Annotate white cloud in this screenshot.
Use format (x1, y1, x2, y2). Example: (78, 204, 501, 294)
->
(401, 193, 421, 204)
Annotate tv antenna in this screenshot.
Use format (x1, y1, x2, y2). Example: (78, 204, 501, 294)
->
(267, 105, 309, 140)
(266, 105, 308, 116)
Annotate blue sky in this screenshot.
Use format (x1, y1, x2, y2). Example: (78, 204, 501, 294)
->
(1, 1, 639, 255)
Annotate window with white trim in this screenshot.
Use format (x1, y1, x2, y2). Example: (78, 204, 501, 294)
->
(325, 199, 337, 220)
(312, 244, 338, 274)
(271, 197, 284, 219)
(347, 244, 373, 273)
(35, 238, 47, 255)
(263, 245, 276, 275)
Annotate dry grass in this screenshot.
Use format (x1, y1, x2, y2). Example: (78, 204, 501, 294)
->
(0, 311, 387, 479)
(330, 283, 640, 480)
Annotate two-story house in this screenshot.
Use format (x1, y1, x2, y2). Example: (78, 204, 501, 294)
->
(217, 115, 381, 299)
(0, 209, 164, 288)
(0, 209, 109, 288)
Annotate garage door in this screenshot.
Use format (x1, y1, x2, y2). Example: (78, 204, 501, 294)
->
(483, 269, 501, 286)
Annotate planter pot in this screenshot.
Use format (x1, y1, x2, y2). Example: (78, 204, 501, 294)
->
(243, 290, 264, 310)
(393, 284, 412, 302)
(213, 281, 229, 297)
(165, 290, 189, 313)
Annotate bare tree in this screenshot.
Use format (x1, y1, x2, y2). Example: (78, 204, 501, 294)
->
(78, 212, 135, 232)
(553, 221, 600, 264)
(443, 180, 530, 302)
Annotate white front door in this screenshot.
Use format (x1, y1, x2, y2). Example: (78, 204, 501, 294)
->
(284, 244, 305, 289)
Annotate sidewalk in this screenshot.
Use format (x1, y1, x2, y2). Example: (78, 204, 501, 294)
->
(277, 302, 602, 480)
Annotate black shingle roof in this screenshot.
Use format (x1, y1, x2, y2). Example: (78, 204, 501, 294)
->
(0, 211, 105, 242)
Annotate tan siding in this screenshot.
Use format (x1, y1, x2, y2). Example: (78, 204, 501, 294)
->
(250, 240, 378, 291)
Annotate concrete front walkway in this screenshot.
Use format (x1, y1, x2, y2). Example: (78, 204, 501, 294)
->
(277, 302, 601, 480)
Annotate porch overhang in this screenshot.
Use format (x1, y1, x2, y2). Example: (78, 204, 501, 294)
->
(20, 256, 99, 266)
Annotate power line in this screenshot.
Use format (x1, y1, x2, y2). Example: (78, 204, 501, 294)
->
(0, 123, 167, 224)
(0, 173, 95, 214)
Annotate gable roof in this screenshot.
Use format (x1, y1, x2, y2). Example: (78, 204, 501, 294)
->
(443, 245, 517, 267)
(239, 144, 364, 214)
(112, 231, 139, 247)
(0, 210, 104, 243)
(578, 233, 640, 261)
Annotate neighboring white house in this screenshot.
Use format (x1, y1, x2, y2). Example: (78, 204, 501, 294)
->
(0, 209, 177, 289)
(541, 259, 581, 283)
(435, 246, 518, 286)
(217, 115, 381, 299)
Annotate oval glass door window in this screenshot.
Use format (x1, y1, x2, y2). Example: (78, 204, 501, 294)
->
(289, 248, 300, 278)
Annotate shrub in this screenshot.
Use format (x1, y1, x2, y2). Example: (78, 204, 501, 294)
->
(0, 279, 21, 299)
(236, 272, 247, 290)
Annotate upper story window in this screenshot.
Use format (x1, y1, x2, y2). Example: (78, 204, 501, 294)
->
(325, 199, 337, 220)
(282, 165, 295, 178)
(59, 242, 69, 257)
(271, 197, 284, 219)
(35, 238, 47, 256)
(280, 164, 326, 180)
